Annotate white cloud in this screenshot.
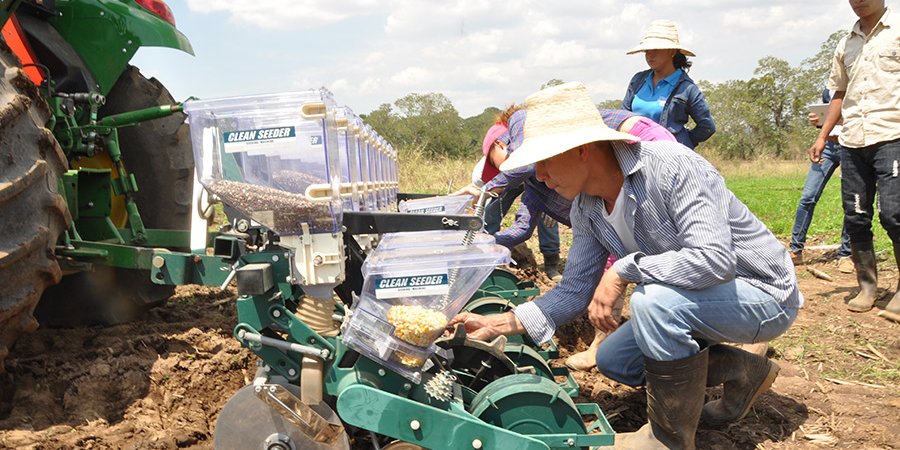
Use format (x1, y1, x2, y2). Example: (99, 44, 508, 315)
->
(390, 67, 430, 86)
(330, 78, 349, 92)
(475, 66, 510, 84)
(359, 77, 382, 95)
(528, 40, 595, 68)
(184, 0, 381, 29)
(148, 0, 854, 119)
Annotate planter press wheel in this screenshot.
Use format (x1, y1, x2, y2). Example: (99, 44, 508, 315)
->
(471, 268, 526, 301)
(469, 374, 587, 448)
(463, 296, 516, 315)
(504, 342, 553, 380)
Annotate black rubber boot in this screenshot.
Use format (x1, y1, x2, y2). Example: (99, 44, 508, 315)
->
(543, 253, 562, 282)
(702, 344, 779, 426)
(848, 242, 879, 312)
(615, 348, 709, 450)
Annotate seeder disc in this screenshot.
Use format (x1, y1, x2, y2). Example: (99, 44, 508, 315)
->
(214, 384, 350, 450)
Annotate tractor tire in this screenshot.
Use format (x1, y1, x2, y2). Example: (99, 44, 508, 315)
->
(0, 41, 70, 372)
(34, 66, 194, 327)
(100, 65, 194, 232)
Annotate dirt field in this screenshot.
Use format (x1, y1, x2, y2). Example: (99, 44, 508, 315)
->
(1, 249, 898, 449)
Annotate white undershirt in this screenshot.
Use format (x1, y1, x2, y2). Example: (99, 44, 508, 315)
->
(600, 187, 640, 254)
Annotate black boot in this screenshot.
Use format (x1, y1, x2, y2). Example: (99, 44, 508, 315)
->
(848, 242, 879, 312)
(543, 253, 562, 282)
(615, 348, 709, 450)
(702, 344, 779, 426)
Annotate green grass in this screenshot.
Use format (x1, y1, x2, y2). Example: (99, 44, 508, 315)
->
(715, 159, 893, 257)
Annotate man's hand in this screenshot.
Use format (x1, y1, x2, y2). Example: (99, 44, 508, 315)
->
(588, 268, 629, 333)
(450, 184, 482, 198)
(809, 137, 827, 164)
(447, 311, 522, 341)
(808, 112, 820, 127)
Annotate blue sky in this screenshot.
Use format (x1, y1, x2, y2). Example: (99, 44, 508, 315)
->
(132, 0, 858, 118)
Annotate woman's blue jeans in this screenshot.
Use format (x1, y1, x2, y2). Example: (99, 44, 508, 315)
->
(483, 185, 561, 256)
(595, 279, 798, 387)
(790, 142, 850, 257)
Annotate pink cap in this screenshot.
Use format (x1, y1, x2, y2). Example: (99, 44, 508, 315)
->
(480, 123, 508, 182)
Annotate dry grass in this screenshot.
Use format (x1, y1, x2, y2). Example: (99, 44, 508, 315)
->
(398, 145, 475, 195)
(706, 156, 810, 179)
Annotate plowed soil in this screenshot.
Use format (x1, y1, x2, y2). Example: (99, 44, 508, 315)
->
(1, 248, 898, 449)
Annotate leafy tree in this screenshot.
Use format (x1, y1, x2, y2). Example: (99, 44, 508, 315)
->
(699, 79, 764, 159)
(361, 103, 398, 142)
(365, 93, 469, 158)
(461, 107, 501, 152)
(800, 30, 846, 85)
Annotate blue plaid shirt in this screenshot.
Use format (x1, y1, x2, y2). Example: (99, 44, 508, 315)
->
(513, 140, 803, 344)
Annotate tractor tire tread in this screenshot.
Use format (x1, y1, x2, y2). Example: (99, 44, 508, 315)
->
(0, 40, 69, 372)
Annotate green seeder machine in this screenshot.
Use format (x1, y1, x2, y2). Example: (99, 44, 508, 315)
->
(143, 91, 616, 449)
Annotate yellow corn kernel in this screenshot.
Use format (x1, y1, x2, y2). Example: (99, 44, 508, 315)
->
(387, 304, 448, 348)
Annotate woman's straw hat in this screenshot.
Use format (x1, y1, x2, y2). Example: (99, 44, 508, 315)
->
(626, 19, 695, 57)
(499, 82, 636, 172)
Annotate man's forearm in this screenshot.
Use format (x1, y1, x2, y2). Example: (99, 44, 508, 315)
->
(488, 311, 527, 335)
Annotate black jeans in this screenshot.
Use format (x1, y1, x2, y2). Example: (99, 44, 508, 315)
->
(840, 138, 900, 243)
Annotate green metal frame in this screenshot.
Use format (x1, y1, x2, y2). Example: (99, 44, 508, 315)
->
(52, 99, 193, 264)
(337, 384, 552, 450)
(150, 244, 616, 447)
(151, 247, 338, 383)
(49, 0, 193, 95)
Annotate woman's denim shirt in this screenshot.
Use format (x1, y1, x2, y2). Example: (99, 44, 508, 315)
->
(622, 69, 716, 149)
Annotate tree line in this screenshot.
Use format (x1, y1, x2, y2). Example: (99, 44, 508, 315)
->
(362, 32, 844, 160)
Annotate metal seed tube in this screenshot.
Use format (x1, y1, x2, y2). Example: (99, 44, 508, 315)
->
(439, 187, 491, 309)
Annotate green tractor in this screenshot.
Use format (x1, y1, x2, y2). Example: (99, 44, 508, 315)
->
(0, 0, 194, 370)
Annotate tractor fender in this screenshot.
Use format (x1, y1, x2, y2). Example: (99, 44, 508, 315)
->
(46, 0, 193, 95)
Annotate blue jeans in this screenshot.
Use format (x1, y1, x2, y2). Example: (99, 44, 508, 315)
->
(790, 142, 850, 257)
(537, 218, 560, 256)
(483, 185, 524, 234)
(840, 138, 900, 243)
(483, 186, 561, 256)
(595, 280, 798, 387)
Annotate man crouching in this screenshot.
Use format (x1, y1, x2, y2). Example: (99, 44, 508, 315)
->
(449, 82, 801, 450)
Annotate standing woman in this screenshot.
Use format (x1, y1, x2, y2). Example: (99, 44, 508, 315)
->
(622, 19, 715, 149)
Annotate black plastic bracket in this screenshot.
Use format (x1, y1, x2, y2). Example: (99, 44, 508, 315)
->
(342, 211, 482, 235)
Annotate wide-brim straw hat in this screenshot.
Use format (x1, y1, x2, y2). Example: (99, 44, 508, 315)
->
(626, 19, 695, 57)
(499, 82, 636, 172)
